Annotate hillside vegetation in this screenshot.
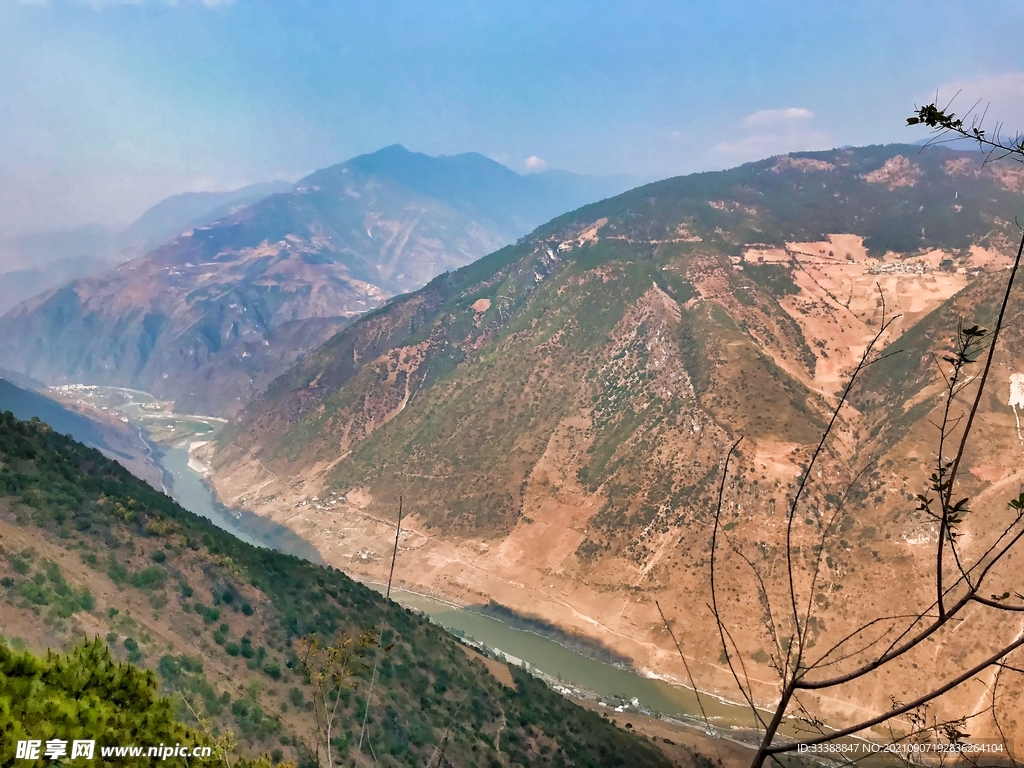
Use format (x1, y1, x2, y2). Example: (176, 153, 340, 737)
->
(0, 411, 673, 767)
(1, 639, 220, 767)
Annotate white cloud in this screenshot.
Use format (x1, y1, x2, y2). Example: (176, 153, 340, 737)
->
(524, 155, 547, 172)
(923, 72, 1024, 139)
(742, 107, 814, 128)
(710, 107, 830, 165)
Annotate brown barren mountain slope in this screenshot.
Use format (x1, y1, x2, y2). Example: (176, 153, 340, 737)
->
(207, 145, 1024, 746)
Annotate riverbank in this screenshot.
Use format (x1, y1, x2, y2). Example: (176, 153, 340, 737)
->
(161, 409, 792, 748)
(161, 444, 325, 561)
(584, 703, 758, 768)
(48, 385, 1002, 766)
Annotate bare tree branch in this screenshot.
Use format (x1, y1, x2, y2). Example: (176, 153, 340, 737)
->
(767, 640, 1024, 755)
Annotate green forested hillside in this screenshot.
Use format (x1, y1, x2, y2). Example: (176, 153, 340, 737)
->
(533, 144, 1024, 255)
(0, 639, 217, 767)
(0, 412, 672, 767)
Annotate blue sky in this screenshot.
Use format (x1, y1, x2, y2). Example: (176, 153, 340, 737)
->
(2, 0, 1022, 236)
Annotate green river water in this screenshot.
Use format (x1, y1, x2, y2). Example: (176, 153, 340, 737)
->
(158, 443, 929, 766)
(157, 441, 763, 733)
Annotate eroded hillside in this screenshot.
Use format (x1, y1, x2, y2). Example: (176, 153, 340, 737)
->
(207, 144, 1024, 746)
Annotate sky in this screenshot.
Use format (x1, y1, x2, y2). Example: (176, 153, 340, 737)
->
(2, 0, 1023, 237)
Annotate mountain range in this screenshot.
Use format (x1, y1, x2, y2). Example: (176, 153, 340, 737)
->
(8, 140, 1024, 747)
(197, 143, 1024, 743)
(0, 146, 632, 416)
(0, 182, 294, 315)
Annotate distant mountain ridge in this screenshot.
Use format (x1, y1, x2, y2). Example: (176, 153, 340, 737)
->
(0, 377, 163, 486)
(118, 180, 294, 256)
(0, 145, 632, 415)
(312, 144, 632, 246)
(0, 224, 116, 273)
(0, 181, 292, 314)
(0, 377, 109, 449)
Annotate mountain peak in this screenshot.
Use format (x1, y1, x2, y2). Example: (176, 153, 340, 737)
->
(0, 143, 630, 416)
(366, 142, 412, 156)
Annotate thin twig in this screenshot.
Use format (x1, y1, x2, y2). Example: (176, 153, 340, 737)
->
(709, 438, 769, 728)
(767, 637, 1024, 754)
(656, 600, 716, 738)
(940, 229, 1024, 539)
(358, 498, 404, 757)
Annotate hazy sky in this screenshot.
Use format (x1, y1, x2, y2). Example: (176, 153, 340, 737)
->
(2, 0, 1022, 237)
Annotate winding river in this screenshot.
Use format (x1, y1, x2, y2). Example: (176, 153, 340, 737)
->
(159, 442, 756, 727)
(66, 386, 794, 749)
